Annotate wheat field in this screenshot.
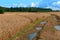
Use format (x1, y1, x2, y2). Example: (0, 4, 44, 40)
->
(0, 12, 60, 40)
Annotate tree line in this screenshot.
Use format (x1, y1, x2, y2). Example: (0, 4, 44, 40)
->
(0, 6, 58, 14)
(5, 7, 52, 12)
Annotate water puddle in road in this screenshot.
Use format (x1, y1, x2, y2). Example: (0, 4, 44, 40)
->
(28, 27, 42, 40)
(54, 17, 58, 21)
(40, 21, 47, 25)
(35, 26, 42, 31)
(29, 32, 37, 40)
(28, 20, 47, 40)
(54, 25, 60, 30)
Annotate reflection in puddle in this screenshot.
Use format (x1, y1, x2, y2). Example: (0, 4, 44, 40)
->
(35, 26, 42, 31)
(41, 21, 47, 25)
(54, 25, 60, 30)
(28, 20, 45, 40)
(29, 32, 37, 40)
(54, 17, 58, 21)
(29, 27, 42, 40)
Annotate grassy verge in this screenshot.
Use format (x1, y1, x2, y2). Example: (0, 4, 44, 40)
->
(8, 18, 42, 40)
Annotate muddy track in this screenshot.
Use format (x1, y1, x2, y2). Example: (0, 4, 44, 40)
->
(34, 17, 48, 40)
(34, 14, 60, 40)
(51, 14, 60, 25)
(8, 16, 40, 40)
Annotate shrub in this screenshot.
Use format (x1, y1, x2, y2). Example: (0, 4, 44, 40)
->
(0, 9, 4, 14)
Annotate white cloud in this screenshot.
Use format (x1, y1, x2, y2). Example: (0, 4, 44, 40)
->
(52, 1, 60, 6)
(45, 6, 60, 10)
(31, 2, 36, 7)
(46, 1, 60, 10)
(31, 2, 40, 7)
(56, 1, 60, 5)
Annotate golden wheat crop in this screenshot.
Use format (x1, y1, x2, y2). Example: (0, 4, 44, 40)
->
(0, 14, 31, 40)
(0, 12, 60, 40)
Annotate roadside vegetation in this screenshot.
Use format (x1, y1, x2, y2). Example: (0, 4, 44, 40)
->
(0, 7, 5, 14)
(8, 18, 42, 40)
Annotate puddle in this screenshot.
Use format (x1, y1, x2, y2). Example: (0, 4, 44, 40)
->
(28, 26, 42, 40)
(35, 26, 42, 31)
(40, 21, 47, 25)
(29, 32, 37, 40)
(28, 21, 44, 40)
(54, 25, 60, 30)
(54, 17, 58, 21)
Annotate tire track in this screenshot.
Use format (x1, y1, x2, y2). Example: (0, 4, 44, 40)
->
(34, 15, 58, 40)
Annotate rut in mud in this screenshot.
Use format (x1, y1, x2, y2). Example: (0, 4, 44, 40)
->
(34, 14, 60, 40)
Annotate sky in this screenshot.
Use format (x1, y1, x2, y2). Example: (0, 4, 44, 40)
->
(0, 0, 60, 10)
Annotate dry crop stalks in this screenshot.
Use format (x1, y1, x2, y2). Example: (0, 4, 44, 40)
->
(0, 14, 31, 40)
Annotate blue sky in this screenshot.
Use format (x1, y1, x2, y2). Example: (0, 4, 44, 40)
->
(0, 0, 60, 10)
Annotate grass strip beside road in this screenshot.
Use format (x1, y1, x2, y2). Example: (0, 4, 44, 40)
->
(8, 18, 42, 40)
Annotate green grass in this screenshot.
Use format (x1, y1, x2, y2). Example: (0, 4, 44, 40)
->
(51, 26, 56, 32)
(8, 18, 42, 40)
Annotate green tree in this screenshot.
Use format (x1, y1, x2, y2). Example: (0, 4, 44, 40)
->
(0, 8, 4, 14)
